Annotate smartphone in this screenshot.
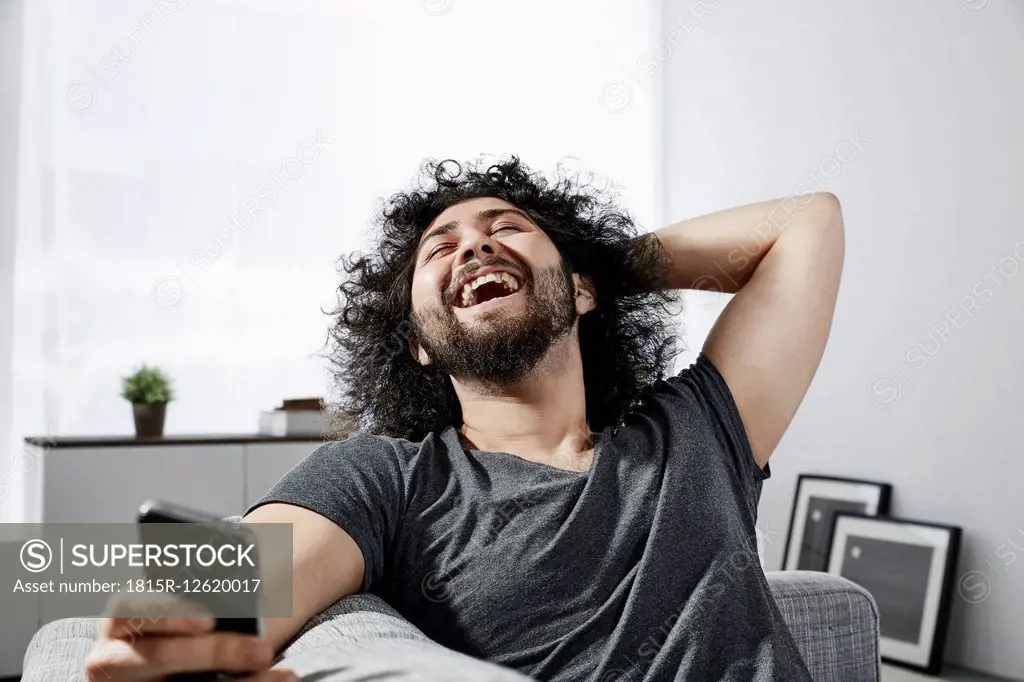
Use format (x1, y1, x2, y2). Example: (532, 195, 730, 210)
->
(136, 499, 264, 638)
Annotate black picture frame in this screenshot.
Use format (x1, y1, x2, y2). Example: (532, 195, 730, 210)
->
(826, 512, 962, 676)
(782, 474, 892, 572)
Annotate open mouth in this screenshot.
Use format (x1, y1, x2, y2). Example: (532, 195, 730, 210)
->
(453, 271, 522, 309)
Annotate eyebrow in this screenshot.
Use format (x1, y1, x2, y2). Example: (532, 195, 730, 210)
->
(417, 208, 532, 254)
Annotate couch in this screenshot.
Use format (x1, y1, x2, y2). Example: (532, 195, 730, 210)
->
(20, 516, 881, 681)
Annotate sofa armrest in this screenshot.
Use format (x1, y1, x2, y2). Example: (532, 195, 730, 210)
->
(766, 570, 881, 682)
(21, 617, 99, 682)
(20, 594, 421, 682)
(276, 593, 430, 660)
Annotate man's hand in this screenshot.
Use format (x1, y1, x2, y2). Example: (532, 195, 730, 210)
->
(84, 592, 300, 681)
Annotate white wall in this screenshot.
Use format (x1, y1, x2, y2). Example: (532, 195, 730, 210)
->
(660, 0, 1023, 678)
(0, 0, 23, 526)
(3, 0, 659, 522)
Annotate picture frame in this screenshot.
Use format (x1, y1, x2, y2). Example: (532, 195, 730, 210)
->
(782, 474, 892, 572)
(826, 513, 962, 676)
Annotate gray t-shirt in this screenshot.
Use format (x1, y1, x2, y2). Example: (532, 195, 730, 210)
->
(246, 353, 813, 681)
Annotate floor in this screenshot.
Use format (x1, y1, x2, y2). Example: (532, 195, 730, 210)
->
(883, 663, 1018, 681)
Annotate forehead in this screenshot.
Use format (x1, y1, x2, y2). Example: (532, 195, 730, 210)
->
(424, 197, 527, 234)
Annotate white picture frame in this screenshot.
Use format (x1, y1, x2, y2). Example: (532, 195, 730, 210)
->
(827, 513, 962, 676)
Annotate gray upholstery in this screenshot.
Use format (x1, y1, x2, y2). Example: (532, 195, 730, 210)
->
(21, 572, 880, 681)
(767, 571, 881, 682)
(20, 519, 881, 680)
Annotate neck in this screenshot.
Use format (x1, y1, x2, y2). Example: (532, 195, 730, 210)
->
(452, 330, 595, 469)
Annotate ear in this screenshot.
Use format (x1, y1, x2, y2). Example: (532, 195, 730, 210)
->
(410, 339, 432, 366)
(573, 274, 597, 316)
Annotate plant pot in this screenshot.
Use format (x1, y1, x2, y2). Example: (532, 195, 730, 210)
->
(132, 403, 167, 438)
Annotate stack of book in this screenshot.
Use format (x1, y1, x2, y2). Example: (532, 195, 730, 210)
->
(257, 398, 325, 437)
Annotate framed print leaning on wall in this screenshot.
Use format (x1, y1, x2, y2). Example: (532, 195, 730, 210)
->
(782, 474, 892, 571)
(826, 513, 961, 676)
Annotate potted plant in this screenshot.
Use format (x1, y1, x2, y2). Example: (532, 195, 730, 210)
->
(121, 364, 175, 438)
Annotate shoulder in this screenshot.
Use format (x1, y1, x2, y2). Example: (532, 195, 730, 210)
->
(632, 352, 767, 480)
(312, 429, 414, 467)
(313, 427, 455, 473)
(641, 352, 734, 419)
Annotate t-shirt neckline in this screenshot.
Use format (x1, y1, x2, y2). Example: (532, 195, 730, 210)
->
(446, 425, 601, 475)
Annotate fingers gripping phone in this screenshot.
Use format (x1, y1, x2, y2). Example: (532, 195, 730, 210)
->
(137, 499, 266, 680)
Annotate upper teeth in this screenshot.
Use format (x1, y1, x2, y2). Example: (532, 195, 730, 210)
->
(459, 272, 520, 307)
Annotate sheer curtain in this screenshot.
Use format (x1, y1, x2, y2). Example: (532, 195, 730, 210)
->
(2, 0, 659, 523)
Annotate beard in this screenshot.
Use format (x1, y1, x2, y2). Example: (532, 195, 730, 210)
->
(410, 257, 578, 385)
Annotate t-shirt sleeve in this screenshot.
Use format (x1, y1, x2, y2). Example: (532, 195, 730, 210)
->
(243, 431, 406, 593)
(664, 351, 771, 493)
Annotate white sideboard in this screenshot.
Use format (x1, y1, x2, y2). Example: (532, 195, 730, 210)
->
(28, 434, 323, 524)
(0, 433, 327, 676)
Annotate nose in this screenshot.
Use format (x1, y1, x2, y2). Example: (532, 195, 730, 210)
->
(453, 229, 498, 267)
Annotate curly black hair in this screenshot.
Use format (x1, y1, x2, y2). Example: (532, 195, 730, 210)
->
(323, 155, 683, 442)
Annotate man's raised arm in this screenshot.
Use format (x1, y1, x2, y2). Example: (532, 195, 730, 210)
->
(652, 192, 846, 469)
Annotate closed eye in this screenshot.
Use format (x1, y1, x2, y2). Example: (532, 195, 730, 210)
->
(426, 224, 520, 260)
(427, 243, 455, 260)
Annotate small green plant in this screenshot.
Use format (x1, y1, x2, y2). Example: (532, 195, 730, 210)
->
(121, 364, 175, 405)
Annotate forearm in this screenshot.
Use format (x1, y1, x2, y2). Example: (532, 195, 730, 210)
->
(651, 192, 839, 293)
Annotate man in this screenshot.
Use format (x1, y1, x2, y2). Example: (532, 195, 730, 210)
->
(86, 156, 844, 681)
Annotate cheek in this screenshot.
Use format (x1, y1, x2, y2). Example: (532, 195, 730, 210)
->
(410, 271, 442, 311)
